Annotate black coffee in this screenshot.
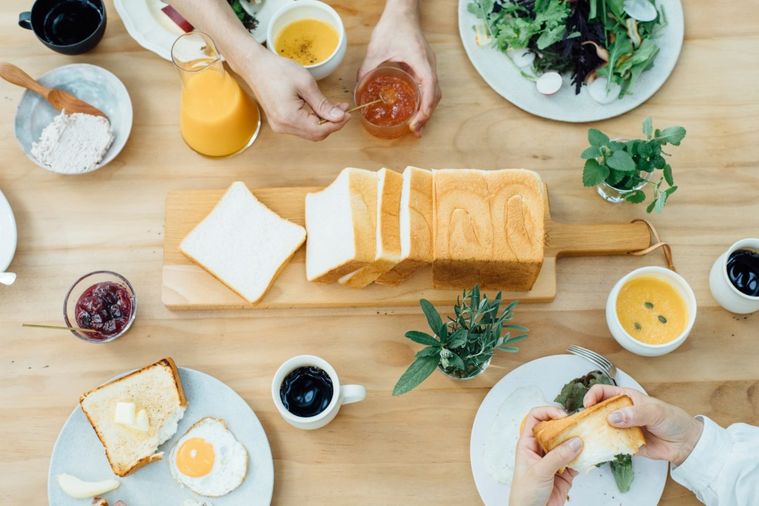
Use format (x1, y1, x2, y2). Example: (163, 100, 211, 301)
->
(727, 249, 759, 297)
(42, 0, 102, 46)
(280, 366, 334, 418)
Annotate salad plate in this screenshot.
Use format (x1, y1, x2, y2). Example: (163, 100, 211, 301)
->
(0, 189, 17, 272)
(48, 367, 274, 505)
(115, 0, 294, 61)
(470, 354, 668, 505)
(458, 0, 684, 122)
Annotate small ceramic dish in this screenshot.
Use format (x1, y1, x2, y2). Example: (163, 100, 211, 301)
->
(606, 266, 697, 357)
(266, 0, 346, 80)
(709, 238, 759, 314)
(14, 63, 132, 175)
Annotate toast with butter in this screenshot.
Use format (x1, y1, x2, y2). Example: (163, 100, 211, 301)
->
(79, 357, 188, 477)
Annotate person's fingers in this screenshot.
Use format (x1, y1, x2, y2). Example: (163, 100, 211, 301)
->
(608, 400, 665, 430)
(409, 69, 440, 135)
(521, 406, 567, 436)
(534, 437, 583, 477)
(299, 78, 346, 122)
(583, 384, 630, 409)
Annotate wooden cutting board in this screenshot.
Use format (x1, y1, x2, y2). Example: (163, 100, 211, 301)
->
(162, 186, 653, 310)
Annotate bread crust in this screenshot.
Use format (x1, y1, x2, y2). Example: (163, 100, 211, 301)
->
(79, 357, 187, 477)
(533, 395, 645, 460)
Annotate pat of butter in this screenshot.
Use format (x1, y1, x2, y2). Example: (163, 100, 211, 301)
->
(133, 408, 150, 432)
(114, 402, 136, 426)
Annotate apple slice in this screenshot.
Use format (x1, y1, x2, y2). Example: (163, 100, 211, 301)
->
(57, 474, 120, 499)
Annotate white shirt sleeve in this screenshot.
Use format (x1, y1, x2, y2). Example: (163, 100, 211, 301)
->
(670, 416, 759, 505)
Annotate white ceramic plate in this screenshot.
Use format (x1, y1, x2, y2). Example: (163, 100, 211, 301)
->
(115, 0, 295, 61)
(0, 189, 17, 272)
(48, 367, 274, 505)
(470, 354, 668, 505)
(458, 0, 684, 122)
(14, 63, 133, 175)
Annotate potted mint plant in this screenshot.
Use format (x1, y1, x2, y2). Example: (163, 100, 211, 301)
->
(392, 286, 528, 396)
(581, 118, 686, 212)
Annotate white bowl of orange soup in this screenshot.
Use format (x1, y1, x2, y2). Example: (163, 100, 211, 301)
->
(606, 266, 697, 357)
(267, 0, 346, 80)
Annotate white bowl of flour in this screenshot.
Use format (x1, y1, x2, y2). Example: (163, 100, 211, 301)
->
(14, 64, 132, 175)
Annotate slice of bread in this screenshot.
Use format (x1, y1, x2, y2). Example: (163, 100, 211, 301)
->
(339, 168, 404, 288)
(305, 168, 378, 282)
(432, 169, 545, 291)
(376, 166, 434, 286)
(80, 357, 188, 477)
(180, 182, 306, 304)
(533, 395, 645, 473)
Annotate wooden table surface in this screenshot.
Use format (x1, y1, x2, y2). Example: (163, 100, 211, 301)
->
(1, 1, 757, 504)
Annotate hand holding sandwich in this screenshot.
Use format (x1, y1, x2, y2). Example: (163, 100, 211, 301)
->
(583, 385, 703, 466)
(510, 407, 583, 506)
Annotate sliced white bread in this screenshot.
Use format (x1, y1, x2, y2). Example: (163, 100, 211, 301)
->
(376, 166, 434, 285)
(432, 169, 545, 291)
(305, 168, 378, 282)
(339, 168, 404, 288)
(180, 181, 306, 304)
(533, 395, 645, 473)
(80, 357, 188, 477)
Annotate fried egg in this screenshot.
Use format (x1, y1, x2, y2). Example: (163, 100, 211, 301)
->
(483, 386, 548, 486)
(169, 418, 248, 497)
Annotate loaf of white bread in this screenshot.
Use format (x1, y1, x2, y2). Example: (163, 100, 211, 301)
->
(180, 181, 306, 303)
(433, 169, 544, 291)
(533, 395, 645, 473)
(306, 167, 545, 291)
(79, 357, 188, 477)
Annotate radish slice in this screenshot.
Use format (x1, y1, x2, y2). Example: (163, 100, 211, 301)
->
(508, 48, 536, 69)
(623, 0, 658, 22)
(587, 77, 621, 104)
(536, 72, 563, 95)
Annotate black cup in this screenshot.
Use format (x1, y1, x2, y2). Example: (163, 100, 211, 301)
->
(19, 0, 106, 55)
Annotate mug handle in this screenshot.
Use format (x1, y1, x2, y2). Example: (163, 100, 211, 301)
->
(18, 11, 33, 30)
(340, 384, 366, 405)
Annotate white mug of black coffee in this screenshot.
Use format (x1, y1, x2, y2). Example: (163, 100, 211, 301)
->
(709, 238, 759, 314)
(272, 355, 366, 430)
(19, 0, 106, 55)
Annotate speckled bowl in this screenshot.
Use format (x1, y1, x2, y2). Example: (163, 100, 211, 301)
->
(14, 63, 132, 175)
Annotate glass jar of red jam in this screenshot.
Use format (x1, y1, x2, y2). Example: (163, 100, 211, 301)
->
(354, 64, 420, 139)
(64, 271, 136, 343)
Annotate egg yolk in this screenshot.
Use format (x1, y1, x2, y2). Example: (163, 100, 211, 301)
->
(176, 437, 215, 477)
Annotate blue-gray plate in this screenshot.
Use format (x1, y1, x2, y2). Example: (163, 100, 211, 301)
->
(48, 367, 274, 505)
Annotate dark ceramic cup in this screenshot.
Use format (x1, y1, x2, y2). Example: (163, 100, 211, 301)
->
(19, 0, 106, 55)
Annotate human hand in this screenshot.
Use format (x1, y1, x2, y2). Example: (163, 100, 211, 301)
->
(239, 48, 350, 141)
(358, 0, 441, 136)
(583, 385, 703, 466)
(509, 407, 583, 506)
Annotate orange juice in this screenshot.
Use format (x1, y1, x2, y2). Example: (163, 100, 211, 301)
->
(180, 68, 259, 157)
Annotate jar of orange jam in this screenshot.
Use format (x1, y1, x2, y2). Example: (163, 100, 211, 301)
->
(354, 64, 420, 139)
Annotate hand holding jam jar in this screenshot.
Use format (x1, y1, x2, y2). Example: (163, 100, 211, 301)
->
(355, 65, 421, 139)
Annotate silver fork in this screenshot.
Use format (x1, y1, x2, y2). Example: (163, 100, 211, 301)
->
(567, 345, 618, 385)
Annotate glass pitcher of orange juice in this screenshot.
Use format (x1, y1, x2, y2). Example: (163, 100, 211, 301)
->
(171, 32, 260, 157)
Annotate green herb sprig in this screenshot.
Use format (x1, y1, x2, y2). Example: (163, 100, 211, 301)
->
(582, 117, 686, 213)
(393, 286, 528, 396)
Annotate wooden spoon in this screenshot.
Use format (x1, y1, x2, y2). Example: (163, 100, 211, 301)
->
(0, 63, 108, 119)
